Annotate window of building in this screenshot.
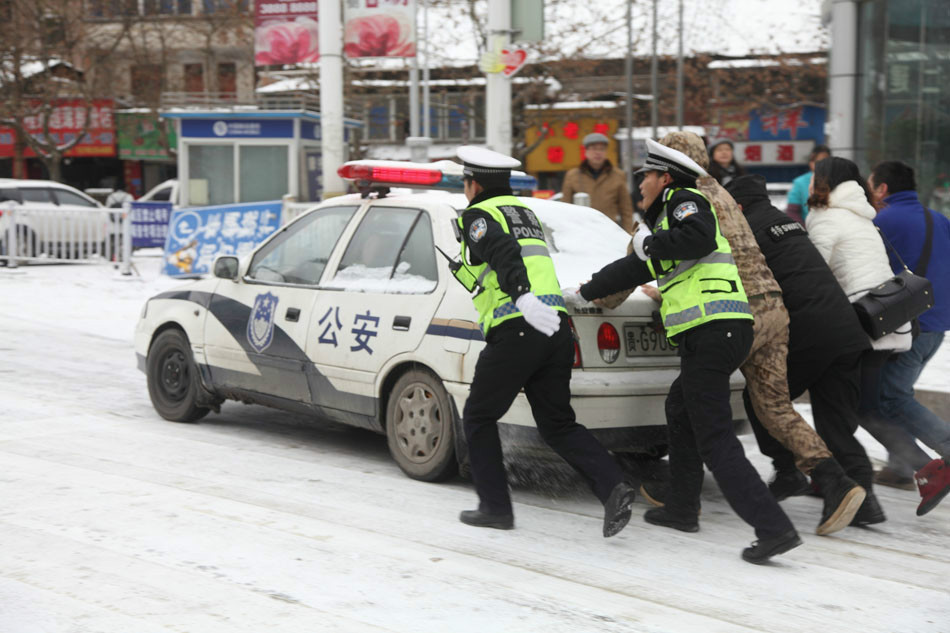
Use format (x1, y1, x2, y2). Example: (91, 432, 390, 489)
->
(239, 145, 288, 203)
(184, 63, 204, 93)
(144, 0, 193, 14)
(217, 62, 237, 98)
(131, 64, 163, 100)
(188, 144, 233, 206)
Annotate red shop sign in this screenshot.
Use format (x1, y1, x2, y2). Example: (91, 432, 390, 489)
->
(0, 99, 116, 158)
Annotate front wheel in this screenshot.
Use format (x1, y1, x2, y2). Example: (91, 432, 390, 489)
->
(386, 369, 457, 482)
(147, 329, 210, 423)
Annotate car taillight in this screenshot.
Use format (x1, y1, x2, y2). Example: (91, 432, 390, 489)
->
(568, 317, 582, 368)
(597, 322, 620, 363)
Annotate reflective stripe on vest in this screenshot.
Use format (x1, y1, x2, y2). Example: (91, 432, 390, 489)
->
(453, 196, 565, 335)
(647, 187, 752, 337)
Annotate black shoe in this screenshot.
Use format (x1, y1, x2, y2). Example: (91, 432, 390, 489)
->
(459, 509, 514, 530)
(768, 469, 812, 501)
(850, 491, 886, 527)
(811, 459, 867, 536)
(644, 506, 699, 533)
(603, 482, 637, 537)
(741, 529, 802, 564)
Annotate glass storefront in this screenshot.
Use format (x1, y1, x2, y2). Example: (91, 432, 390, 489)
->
(857, 0, 950, 213)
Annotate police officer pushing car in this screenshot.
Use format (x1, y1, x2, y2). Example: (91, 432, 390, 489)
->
(579, 139, 802, 563)
(451, 146, 636, 536)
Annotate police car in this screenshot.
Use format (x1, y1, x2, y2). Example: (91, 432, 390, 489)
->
(135, 159, 747, 482)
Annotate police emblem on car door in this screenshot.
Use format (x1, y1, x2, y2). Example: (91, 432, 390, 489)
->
(247, 291, 279, 353)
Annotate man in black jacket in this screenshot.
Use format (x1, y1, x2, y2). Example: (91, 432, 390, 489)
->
(725, 175, 885, 525)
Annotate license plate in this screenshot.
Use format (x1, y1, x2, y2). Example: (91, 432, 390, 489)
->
(623, 323, 673, 356)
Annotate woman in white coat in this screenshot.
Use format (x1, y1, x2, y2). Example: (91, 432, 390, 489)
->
(805, 157, 913, 526)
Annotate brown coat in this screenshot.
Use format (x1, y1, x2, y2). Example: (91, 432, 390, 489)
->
(562, 160, 634, 233)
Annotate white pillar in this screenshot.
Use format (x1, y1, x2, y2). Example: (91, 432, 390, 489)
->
(319, 0, 346, 198)
(486, 0, 511, 154)
(827, 0, 859, 160)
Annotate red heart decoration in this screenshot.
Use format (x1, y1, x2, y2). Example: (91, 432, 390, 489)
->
(501, 49, 527, 77)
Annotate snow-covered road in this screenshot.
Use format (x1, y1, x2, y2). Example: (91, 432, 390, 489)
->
(1, 259, 948, 632)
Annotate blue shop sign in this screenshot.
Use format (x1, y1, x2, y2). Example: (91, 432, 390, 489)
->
(163, 201, 282, 277)
(301, 121, 321, 141)
(181, 119, 294, 139)
(748, 106, 825, 142)
(130, 201, 173, 249)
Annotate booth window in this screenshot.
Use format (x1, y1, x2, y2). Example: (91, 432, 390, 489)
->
(240, 145, 288, 203)
(189, 145, 234, 206)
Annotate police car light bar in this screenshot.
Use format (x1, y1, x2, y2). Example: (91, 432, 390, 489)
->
(337, 159, 537, 192)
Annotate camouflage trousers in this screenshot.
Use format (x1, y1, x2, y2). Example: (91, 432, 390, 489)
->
(743, 292, 833, 474)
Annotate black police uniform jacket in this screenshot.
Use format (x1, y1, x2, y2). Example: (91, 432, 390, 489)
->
(581, 186, 719, 300)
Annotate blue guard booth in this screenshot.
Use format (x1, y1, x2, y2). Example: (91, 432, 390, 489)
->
(162, 109, 363, 205)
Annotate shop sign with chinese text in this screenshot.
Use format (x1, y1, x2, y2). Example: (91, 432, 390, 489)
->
(0, 99, 115, 158)
(733, 141, 814, 166)
(117, 112, 177, 161)
(524, 118, 619, 173)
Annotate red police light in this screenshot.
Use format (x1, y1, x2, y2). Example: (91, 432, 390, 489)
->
(338, 163, 442, 186)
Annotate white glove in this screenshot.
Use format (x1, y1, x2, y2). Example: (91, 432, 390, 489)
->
(515, 293, 561, 337)
(562, 286, 592, 309)
(631, 223, 652, 261)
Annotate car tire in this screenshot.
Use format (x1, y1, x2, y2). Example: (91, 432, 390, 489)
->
(386, 369, 457, 482)
(147, 329, 210, 423)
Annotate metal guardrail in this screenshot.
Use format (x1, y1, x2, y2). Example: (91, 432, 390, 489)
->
(0, 202, 129, 268)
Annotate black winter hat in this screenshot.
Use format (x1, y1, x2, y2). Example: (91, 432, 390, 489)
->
(725, 174, 770, 208)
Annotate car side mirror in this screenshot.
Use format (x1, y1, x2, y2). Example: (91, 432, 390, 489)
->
(213, 255, 240, 281)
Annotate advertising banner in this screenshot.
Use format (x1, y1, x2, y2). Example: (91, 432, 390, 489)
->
(748, 106, 825, 142)
(0, 99, 115, 158)
(255, 0, 319, 66)
(130, 201, 174, 249)
(117, 113, 177, 161)
(163, 201, 282, 277)
(733, 141, 815, 166)
(343, 0, 416, 58)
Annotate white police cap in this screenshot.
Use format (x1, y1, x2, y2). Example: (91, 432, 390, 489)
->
(457, 145, 521, 178)
(636, 138, 709, 179)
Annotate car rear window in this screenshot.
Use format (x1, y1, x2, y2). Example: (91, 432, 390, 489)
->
(20, 188, 53, 204)
(53, 189, 97, 207)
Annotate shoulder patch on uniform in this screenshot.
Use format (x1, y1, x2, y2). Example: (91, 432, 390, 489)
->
(469, 217, 488, 242)
(673, 201, 699, 221)
(766, 221, 806, 242)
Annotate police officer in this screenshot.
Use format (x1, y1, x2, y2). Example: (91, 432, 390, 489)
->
(452, 146, 636, 537)
(579, 139, 800, 563)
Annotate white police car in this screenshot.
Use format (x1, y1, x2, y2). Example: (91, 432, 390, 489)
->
(136, 159, 747, 481)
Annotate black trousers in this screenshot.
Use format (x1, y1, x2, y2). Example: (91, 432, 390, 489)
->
(753, 349, 875, 488)
(667, 320, 794, 539)
(462, 314, 624, 515)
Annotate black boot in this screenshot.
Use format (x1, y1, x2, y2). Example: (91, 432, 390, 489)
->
(644, 505, 699, 533)
(850, 490, 886, 526)
(603, 482, 637, 537)
(768, 468, 812, 501)
(810, 459, 867, 536)
(742, 529, 802, 564)
(459, 509, 514, 530)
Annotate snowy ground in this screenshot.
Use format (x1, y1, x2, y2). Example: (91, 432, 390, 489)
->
(1, 257, 948, 633)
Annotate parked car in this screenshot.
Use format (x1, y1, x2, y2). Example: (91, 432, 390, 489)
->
(135, 160, 747, 481)
(0, 178, 119, 259)
(139, 179, 180, 206)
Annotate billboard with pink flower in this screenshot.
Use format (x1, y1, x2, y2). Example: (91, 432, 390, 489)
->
(343, 0, 416, 58)
(255, 0, 320, 66)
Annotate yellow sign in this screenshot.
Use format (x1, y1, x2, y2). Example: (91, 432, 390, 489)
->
(524, 117, 620, 173)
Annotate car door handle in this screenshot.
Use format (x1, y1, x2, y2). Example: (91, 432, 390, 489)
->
(285, 307, 301, 322)
(393, 315, 411, 331)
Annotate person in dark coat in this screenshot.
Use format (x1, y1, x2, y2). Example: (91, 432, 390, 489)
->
(707, 138, 746, 187)
(725, 175, 886, 526)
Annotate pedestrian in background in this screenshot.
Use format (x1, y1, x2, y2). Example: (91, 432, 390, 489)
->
(580, 139, 801, 564)
(786, 144, 831, 223)
(561, 132, 634, 233)
(452, 146, 636, 536)
(805, 156, 913, 525)
(865, 160, 950, 516)
(707, 138, 745, 187)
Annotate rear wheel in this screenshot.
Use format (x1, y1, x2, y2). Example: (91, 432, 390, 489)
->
(147, 329, 210, 423)
(386, 369, 457, 481)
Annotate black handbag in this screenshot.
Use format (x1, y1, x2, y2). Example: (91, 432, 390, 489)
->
(852, 216, 935, 340)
